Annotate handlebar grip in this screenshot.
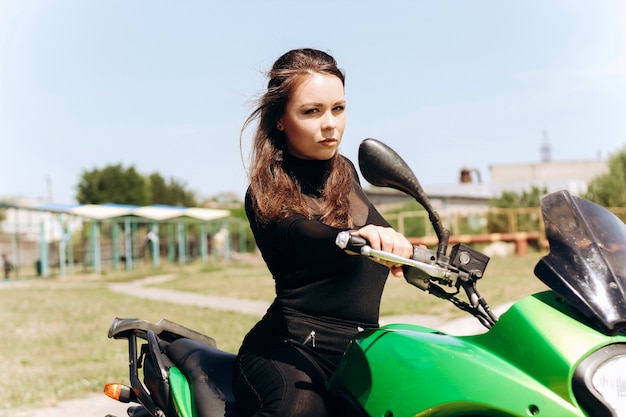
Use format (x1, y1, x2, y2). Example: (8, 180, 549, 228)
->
(337, 231, 436, 263)
(335, 231, 368, 254)
(411, 245, 437, 264)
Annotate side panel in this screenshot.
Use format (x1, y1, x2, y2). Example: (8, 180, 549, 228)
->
(169, 366, 193, 417)
(329, 293, 626, 416)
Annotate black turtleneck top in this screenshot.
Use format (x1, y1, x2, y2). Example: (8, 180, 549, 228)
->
(240, 152, 391, 367)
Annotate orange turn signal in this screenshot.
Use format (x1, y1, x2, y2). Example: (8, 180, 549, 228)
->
(104, 383, 132, 403)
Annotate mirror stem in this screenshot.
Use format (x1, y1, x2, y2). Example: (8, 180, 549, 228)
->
(430, 213, 450, 265)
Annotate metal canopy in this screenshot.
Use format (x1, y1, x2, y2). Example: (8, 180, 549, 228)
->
(4, 201, 230, 222)
(1, 201, 232, 277)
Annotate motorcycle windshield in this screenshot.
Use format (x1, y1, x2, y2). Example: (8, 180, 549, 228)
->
(534, 190, 626, 335)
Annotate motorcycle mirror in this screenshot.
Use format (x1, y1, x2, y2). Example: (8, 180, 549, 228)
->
(358, 138, 427, 206)
(358, 138, 451, 263)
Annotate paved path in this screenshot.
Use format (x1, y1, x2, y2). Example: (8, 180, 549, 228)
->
(108, 274, 271, 316)
(7, 394, 130, 417)
(7, 274, 510, 416)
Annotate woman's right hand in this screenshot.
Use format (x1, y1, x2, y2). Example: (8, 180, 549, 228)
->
(351, 225, 413, 277)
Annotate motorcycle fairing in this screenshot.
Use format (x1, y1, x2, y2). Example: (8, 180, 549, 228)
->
(328, 293, 626, 416)
(534, 190, 626, 335)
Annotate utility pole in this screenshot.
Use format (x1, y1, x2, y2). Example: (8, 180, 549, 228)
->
(540, 129, 551, 162)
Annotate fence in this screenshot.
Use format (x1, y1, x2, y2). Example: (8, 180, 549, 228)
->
(0, 216, 247, 278)
(385, 207, 543, 236)
(4, 204, 626, 275)
(385, 206, 626, 255)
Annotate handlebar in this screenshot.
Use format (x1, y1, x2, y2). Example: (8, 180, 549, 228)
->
(335, 230, 498, 328)
(335, 231, 456, 283)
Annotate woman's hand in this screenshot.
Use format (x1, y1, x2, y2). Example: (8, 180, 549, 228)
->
(352, 225, 413, 277)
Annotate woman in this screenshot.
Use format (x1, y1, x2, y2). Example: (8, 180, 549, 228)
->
(234, 48, 413, 417)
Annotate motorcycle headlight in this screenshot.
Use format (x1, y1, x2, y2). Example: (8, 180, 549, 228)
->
(592, 354, 626, 414)
(573, 344, 626, 417)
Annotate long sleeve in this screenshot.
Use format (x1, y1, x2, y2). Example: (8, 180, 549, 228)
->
(244, 184, 390, 322)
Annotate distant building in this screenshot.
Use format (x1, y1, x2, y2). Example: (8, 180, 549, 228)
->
(365, 158, 609, 215)
(489, 158, 608, 197)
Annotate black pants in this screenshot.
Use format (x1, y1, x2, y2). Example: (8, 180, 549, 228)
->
(232, 344, 332, 417)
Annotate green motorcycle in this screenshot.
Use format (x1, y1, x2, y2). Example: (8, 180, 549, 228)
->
(104, 139, 626, 417)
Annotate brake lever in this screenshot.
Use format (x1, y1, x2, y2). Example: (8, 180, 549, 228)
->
(335, 231, 458, 283)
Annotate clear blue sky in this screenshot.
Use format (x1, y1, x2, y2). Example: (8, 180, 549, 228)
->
(1, 0, 625, 204)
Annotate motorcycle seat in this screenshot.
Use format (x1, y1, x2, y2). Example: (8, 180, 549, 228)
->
(167, 338, 239, 417)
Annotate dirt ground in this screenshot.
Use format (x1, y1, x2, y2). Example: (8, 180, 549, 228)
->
(6, 394, 131, 417)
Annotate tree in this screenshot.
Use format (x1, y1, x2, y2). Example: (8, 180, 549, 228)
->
(584, 148, 626, 207)
(148, 173, 197, 207)
(77, 164, 150, 205)
(76, 164, 199, 206)
(488, 186, 547, 233)
(489, 186, 546, 209)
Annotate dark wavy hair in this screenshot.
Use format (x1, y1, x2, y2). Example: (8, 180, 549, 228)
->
(241, 48, 355, 227)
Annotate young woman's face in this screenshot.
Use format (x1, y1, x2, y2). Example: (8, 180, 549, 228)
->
(278, 73, 346, 160)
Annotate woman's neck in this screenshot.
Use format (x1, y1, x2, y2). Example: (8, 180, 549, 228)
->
(282, 152, 334, 197)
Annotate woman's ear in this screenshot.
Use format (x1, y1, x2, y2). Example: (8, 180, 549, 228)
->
(276, 119, 284, 131)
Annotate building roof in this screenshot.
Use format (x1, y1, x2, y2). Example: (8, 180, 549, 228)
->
(0, 201, 230, 222)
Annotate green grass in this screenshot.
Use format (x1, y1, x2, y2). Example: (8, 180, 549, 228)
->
(154, 252, 549, 321)
(0, 269, 258, 413)
(0, 252, 547, 413)
(153, 263, 277, 301)
(381, 250, 548, 320)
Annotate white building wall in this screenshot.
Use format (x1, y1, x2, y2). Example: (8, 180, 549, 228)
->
(489, 159, 608, 184)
